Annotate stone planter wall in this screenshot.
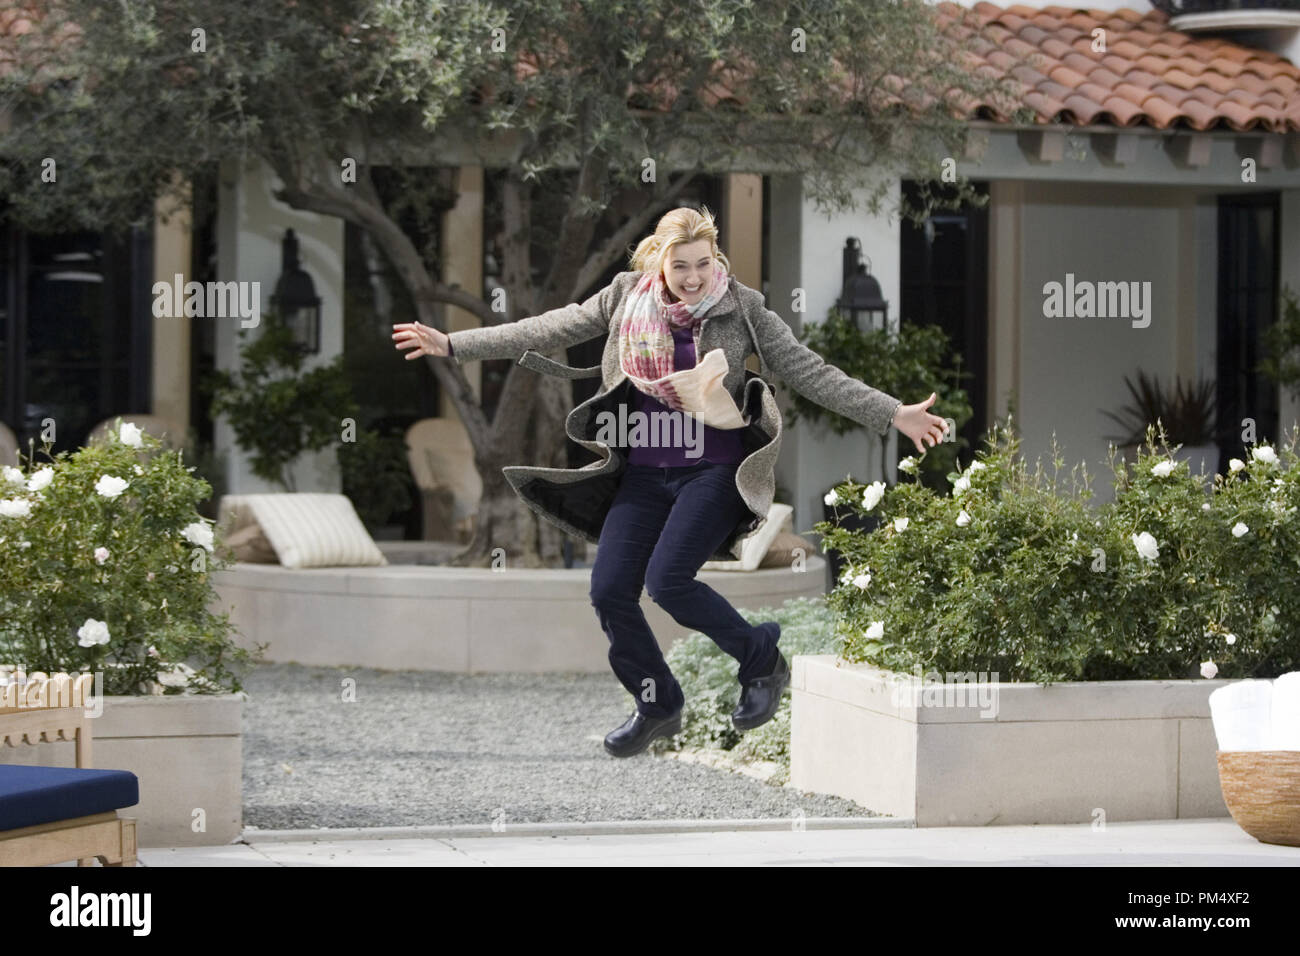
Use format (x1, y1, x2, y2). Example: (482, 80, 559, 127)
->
(2, 694, 242, 848)
(211, 557, 826, 673)
(791, 655, 1232, 826)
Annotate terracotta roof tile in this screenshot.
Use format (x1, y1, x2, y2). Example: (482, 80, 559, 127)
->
(931, 3, 1300, 131)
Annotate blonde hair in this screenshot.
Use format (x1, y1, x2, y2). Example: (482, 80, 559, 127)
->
(629, 205, 732, 278)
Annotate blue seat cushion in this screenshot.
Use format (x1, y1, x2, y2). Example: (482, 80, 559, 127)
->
(0, 764, 139, 832)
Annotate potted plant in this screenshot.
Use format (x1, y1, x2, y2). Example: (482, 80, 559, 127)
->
(0, 420, 264, 847)
(1102, 369, 1220, 478)
(793, 418, 1299, 825)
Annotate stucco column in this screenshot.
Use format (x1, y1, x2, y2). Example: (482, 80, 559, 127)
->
(152, 175, 192, 439)
(441, 166, 484, 409)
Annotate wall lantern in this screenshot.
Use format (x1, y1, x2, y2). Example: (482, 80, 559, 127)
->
(272, 228, 322, 354)
(836, 237, 889, 331)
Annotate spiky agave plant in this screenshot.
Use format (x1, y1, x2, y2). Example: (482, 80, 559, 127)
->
(1102, 370, 1218, 447)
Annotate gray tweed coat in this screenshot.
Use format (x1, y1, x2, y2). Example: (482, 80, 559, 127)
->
(446, 270, 903, 561)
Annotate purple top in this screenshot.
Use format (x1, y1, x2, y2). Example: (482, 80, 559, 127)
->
(626, 326, 745, 467)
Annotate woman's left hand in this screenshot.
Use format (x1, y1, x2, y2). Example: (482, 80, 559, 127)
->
(891, 393, 949, 453)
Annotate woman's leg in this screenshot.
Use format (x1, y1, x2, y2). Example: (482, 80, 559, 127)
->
(643, 463, 780, 685)
(589, 465, 685, 718)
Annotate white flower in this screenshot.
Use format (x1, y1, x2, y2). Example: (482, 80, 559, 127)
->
(967, 461, 986, 472)
(147, 645, 160, 658)
(861, 481, 885, 511)
(1231, 522, 1248, 538)
(146, 571, 155, 582)
(824, 489, 840, 507)
(1228, 458, 1245, 473)
(1202, 503, 1211, 511)
(864, 621, 885, 641)
(852, 572, 872, 590)
(181, 521, 214, 552)
(1152, 460, 1175, 477)
(1225, 633, 1237, 646)
(893, 516, 909, 533)
(1200, 661, 1218, 679)
(1132, 531, 1159, 561)
(26, 468, 53, 492)
(133, 464, 144, 475)
(898, 457, 918, 474)
(1252, 445, 1277, 465)
(953, 475, 970, 496)
(77, 618, 110, 647)
(94, 546, 110, 564)
(957, 509, 972, 527)
(1, 466, 23, 485)
(117, 421, 143, 448)
(95, 474, 128, 499)
(0, 498, 32, 518)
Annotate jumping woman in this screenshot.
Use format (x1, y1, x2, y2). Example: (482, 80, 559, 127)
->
(393, 206, 948, 757)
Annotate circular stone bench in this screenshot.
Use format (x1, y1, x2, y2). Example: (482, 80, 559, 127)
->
(209, 553, 826, 673)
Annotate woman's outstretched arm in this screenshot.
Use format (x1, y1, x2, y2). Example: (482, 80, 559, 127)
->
(392, 280, 617, 365)
(744, 289, 947, 452)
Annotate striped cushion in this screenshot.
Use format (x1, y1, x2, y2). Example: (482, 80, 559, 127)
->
(217, 494, 387, 568)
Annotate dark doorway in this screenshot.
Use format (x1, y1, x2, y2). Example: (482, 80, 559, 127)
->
(899, 179, 989, 467)
(0, 217, 153, 457)
(1217, 192, 1279, 466)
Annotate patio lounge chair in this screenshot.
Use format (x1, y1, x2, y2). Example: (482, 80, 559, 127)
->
(0, 673, 139, 867)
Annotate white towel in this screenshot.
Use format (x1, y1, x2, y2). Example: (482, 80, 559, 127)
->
(1208, 679, 1274, 751)
(1268, 671, 1300, 750)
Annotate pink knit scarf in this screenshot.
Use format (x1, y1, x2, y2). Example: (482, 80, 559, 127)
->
(617, 261, 730, 410)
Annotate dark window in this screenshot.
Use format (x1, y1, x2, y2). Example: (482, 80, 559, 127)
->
(1217, 192, 1280, 465)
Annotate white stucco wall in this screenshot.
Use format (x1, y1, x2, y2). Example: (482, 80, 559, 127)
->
(214, 157, 346, 495)
(1000, 181, 1219, 501)
(767, 175, 902, 539)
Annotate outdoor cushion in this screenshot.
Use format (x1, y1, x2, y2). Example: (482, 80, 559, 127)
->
(701, 502, 793, 572)
(220, 522, 278, 563)
(0, 764, 139, 832)
(759, 530, 817, 569)
(217, 493, 387, 569)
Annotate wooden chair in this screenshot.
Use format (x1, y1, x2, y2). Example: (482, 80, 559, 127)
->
(0, 673, 138, 867)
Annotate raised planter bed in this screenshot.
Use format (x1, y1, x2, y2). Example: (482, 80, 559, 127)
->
(210, 556, 826, 673)
(790, 655, 1232, 826)
(2, 694, 242, 848)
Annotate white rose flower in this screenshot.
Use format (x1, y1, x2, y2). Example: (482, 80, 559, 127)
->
(26, 468, 53, 492)
(181, 521, 214, 552)
(1200, 660, 1218, 679)
(953, 475, 970, 496)
(95, 474, 128, 499)
(967, 461, 986, 472)
(94, 546, 110, 565)
(864, 621, 885, 641)
(1231, 522, 1248, 538)
(1252, 445, 1277, 465)
(118, 421, 144, 448)
(893, 516, 909, 533)
(1, 465, 23, 485)
(861, 481, 885, 511)
(1132, 531, 1159, 561)
(0, 498, 32, 518)
(1152, 460, 1175, 477)
(1225, 633, 1237, 646)
(898, 457, 918, 474)
(155, 662, 195, 688)
(1202, 503, 1211, 511)
(824, 489, 840, 507)
(77, 618, 111, 647)
(852, 572, 872, 590)
(957, 509, 972, 527)
(1228, 458, 1245, 473)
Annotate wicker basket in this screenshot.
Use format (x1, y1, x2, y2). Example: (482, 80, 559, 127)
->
(1217, 750, 1300, 847)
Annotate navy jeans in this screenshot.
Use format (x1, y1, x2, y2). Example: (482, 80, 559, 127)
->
(589, 460, 781, 719)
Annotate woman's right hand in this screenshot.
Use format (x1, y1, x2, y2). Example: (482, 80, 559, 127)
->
(391, 321, 450, 359)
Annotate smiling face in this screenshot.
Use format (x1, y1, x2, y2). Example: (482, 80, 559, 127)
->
(662, 238, 715, 304)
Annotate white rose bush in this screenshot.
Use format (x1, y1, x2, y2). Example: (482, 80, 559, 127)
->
(0, 418, 260, 695)
(816, 419, 1300, 682)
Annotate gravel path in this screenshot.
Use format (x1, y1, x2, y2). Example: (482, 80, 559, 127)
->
(242, 662, 882, 829)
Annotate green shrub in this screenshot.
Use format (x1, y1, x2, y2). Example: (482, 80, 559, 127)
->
(0, 419, 264, 695)
(819, 419, 1300, 682)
